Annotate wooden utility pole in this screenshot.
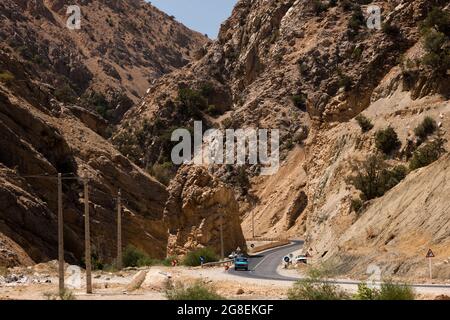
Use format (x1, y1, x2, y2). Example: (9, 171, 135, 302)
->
(252, 211, 255, 239)
(57, 173, 64, 295)
(220, 212, 224, 261)
(84, 178, 92, 294)
(117, 190, 122, 270)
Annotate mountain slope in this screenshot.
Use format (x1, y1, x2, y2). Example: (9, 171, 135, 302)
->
(0, 0, 208, 267)
(0, 0, 207, 122)
(116, 0, 450, 279)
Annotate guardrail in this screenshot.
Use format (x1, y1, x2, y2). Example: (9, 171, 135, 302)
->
(201, 259, 234, 268)
(249, 240, 291, 253)
(246, 237, 289, 242)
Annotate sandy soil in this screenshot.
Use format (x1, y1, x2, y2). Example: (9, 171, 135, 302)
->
(1, 261, 448, 300)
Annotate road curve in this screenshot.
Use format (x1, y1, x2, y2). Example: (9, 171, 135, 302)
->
(228, 240, 304, 281)
(228, 240, 450, 292)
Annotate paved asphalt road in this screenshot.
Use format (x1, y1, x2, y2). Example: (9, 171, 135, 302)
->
(229, 241, 450, 292)
(229, 240, 304, 281)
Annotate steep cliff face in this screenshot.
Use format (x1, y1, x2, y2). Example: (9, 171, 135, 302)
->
(0, 76, 169, 265)
(0, 0, 209, 267)
(118, 0, 449, 278)
(0, 0, 207, 122)
(164, 166, 245, 256)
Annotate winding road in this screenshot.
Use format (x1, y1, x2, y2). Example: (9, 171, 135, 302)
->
(228, 241, 450, 294)
(229, 240, 304, 281)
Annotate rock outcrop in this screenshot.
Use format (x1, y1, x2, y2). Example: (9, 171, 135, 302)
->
(164, 166, 245, 256)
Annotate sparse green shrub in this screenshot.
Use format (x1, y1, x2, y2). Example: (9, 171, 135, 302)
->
(177, 88, 207, 118)
(291, 94, 307, 110)
(414, 116, 437, 140)
(355, 114, 374, 132)
(352, 46, 364, 60)
(347, 5, 365, 37)
(375, 127, 401, 154)
(419, 7, 450, 36)
(350, 198, 364, 214)
(54, 84, 77, 104)
(379, 281, 416, 300)
(45, 289, 76, 300)
(312, 0, 328, 16)
(350, 155, 408, 201)
(421, 29, 450, 75)
(329, 0, 337, 7)
(355, 282, 415, 300)
(112, 130, 140, 164)
(182, 247, 219, 267)
(200, 82, 214, 98)
(80, 91, 111, 119)
(0, 70, 15, 84)
(288, 278, 349, 300)
(206, 104, 221, 116)
(122, 245, 155, 267)
(382, 22, 400, 36)
(338, 72, 353, 91)
(355, 283, 380, 300)
(340, 0, 353, 12)
(148, 162, 175, 186)
(419, 8, 450, 75)
(409, 138, 446, 170)
(165, 280, 225, 300)
(81, 251, 104, 270)
(380, 165, 408, 191)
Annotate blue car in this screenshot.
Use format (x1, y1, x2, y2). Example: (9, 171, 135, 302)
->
(234, 257, 249, 271)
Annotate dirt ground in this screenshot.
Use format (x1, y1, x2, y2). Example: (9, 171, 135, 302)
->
(1, 260, 449, 300)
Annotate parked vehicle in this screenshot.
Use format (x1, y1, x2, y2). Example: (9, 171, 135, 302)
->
(295, 255, 308, 264)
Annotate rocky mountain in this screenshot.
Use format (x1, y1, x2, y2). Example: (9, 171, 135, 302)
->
(0, 0, 211, 267)
(0, 0, 207, 123)
(115, 0, 449, 279)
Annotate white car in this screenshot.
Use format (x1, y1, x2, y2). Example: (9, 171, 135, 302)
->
(295, 255, 308, 264)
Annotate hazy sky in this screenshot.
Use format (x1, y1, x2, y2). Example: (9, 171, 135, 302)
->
(149, 0, 238, 38)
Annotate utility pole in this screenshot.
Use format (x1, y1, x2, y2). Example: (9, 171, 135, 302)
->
(252, 211, 255, 239)
(117, 190, 122, 270)
(57, 173, 64, 295)
(220, 211, 224, 261)
(429, 258, 433, 280)
(84, 178, 92, 294)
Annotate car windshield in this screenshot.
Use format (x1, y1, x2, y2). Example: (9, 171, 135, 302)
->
(236, 258, 247, 262)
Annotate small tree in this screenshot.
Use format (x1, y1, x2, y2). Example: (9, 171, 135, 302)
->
(182, 247, 219, 267)
(375, 127, 401, 154)
(54, 84, 77, 104)
(382, 23, 400, 36)
(355, 114, 374, 133)
(409, 138, 446, 170)
(350, 155, 408, 201)
(122, 245, 155, 267)
(414, 116, 437, 140)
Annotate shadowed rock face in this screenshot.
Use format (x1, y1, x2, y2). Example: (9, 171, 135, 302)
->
(164, 166, 246, 256)
(0, 0, 209, 267)
(0, 84, 170, 265)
